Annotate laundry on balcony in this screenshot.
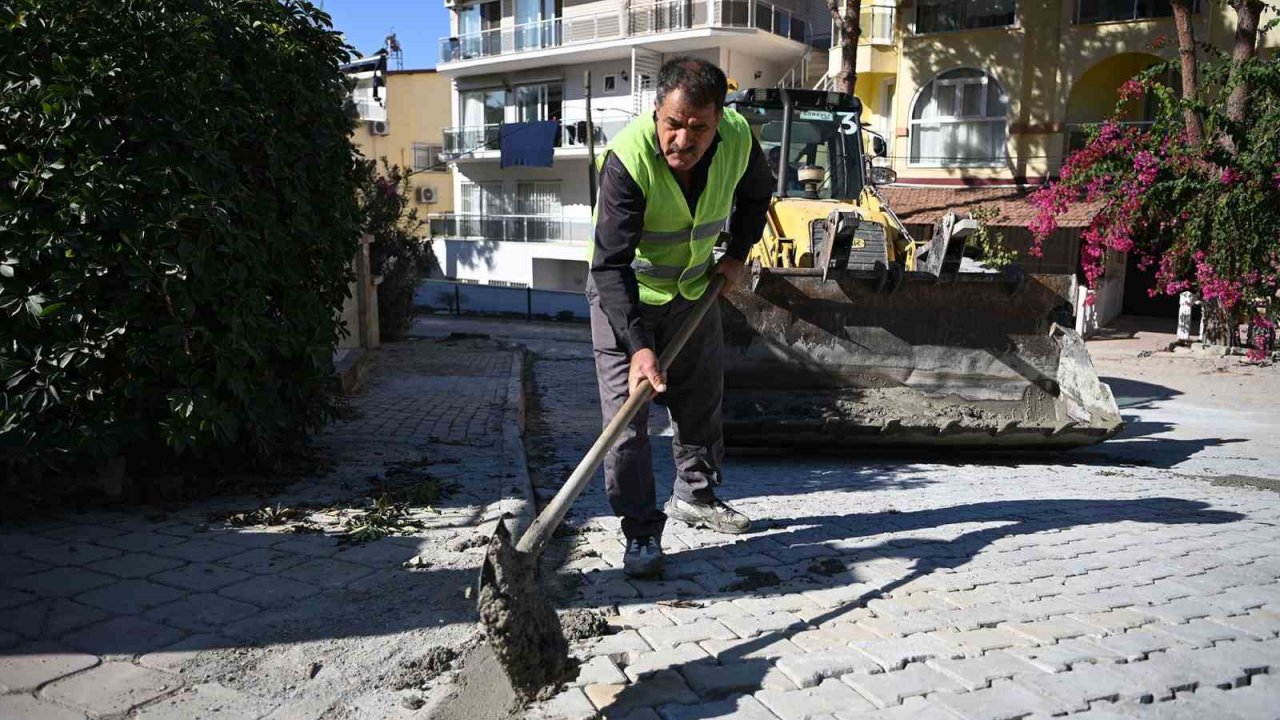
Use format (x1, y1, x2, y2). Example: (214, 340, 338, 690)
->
(500, 121, 560, 168)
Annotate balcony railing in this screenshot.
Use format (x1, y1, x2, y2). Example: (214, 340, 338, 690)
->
(443, 123, 501, 156)
(559, 113, 632, 148)
(1063, 120, 1154, 154)
(353, 98, 387, 123)
(429, 213, 594, 244)
(439, 0, 813, 64)
(863, 4, 895, 44)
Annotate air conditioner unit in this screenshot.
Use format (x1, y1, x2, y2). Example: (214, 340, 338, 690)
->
(416, 186, 438, 204)
(369, 119, 390, 136)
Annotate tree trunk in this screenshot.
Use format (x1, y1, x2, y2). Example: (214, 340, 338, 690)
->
(1170, 0, 1204, 146)
(827, 0, 860, 95)
(1220, 0, 1265, 156)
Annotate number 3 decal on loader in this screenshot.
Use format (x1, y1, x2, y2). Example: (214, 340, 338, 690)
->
(837, 112, 859, 135)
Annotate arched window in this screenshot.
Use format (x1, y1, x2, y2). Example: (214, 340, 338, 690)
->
(910, 68, 1009, 167)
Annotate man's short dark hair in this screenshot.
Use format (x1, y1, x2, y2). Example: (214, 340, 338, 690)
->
(655, 57, 728, 113)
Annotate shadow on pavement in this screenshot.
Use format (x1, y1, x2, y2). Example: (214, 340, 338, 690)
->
(588, 496, 1243, 718)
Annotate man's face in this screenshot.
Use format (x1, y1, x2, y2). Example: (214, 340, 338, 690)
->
(655, 88, 721, 173)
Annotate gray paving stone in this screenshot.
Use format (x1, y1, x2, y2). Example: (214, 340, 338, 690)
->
(138, 634, 233, 671)
(640, 620, 738, 649)
(731, 595, 826, 617)
(61, 616, 186, 656)
(0, 553, 51, 580)
(1006, 637, 1126, 673)
(1211, 610, 1280, 639)
(21, 542, 122, 567)
(624, 643, 713, 681)
(935, 627, 1035, 656)
(0, 586, 37, 610)
(86, 552, 186, 579)
(1015, 661, 1141, 709)
(1147, 619, 1247, 647)
(1203, 585, 1279, 615)
(151, 562, 253, 592)
(144, 593, 261, 631)
(835, 695, 969, 720)
(577, 629, 653, 661)
(218, 576, 320, 608)
(843, 662, 965, 708)
(1073, 608, 1152, 633)
(932, 678, 1065, 720)
(927, 650, 1046, 690)
(719, 612, 805, 639)
(851, 634, 965, 671)
(210, 529, 292, 548)
(333, 540, 420, 568)
(96, 532, 186, 553)
(73, 579, 188, 615)
(571, 655, 630, 686)
(532, 687, 599, 720)
(0, 599, 111, 640)
(680, 659, 792, 698)
(153, 539, 244, 563)
(756, 678, 876, 720)
(266, 536, 342, 558)
(789, 625, 881, 652)
(0, 694, 88, 719)
(699, 637, 805, 663)
(859, 613, 944, 638)
(9, 567, 116, 598)
(39, 525, 126, 543)
(133, 681, 278, 719)
(280, 557, 375, 589)
(218, 548, 310, 574)
(775, 651, 882, 688)
(656, 694, 778, 720)
(42, 661, 181, 716)
(1003, 616, 1107, 644)
(584, 669, 698, 715)
(1094, 628, 1191, 661)
(1137, 598, 1224, 624)
(0, 644, 98, 693)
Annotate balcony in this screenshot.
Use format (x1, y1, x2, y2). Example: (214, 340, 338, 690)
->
(442, 112, 634, 159)
(429, 213, 594, 244)
(439, 0, 812, 65)
(862, 4, 896, 45)
(352, 98, 387, 123)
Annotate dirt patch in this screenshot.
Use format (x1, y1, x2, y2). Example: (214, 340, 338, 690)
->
(449, 534, 488, 552)
(1208, 474, 1280, 493)
(723, 567, 782, 592)
(559, 610, 612, 641)
(429, 643, 520, 720)
(384, 647, 458, 690)
(807, 558, 846, 576)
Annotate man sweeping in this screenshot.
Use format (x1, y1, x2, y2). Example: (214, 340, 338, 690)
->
(588, 57, 775, 578)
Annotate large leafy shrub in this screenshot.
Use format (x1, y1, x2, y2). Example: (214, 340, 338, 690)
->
(1, 0, 362, 486)
(356, 160, 431, 341)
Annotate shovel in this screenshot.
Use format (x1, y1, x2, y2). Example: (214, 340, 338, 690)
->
(478, 273, 727, 700)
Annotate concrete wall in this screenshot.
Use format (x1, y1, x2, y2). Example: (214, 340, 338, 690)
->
(438, 238, 591, 290)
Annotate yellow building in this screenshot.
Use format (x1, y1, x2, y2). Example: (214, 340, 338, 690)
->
(835, 0, 1277, 321)
(347, 62, 456, 217)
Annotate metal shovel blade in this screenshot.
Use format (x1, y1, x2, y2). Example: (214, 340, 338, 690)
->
(477, 518, 569, 700)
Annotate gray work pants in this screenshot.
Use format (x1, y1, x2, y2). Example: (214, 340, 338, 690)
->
(587, 283, 725, 540)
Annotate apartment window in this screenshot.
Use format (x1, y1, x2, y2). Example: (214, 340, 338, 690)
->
(460, 182, 506, 238)
(516, 181, 563, 241)
(910, 68, 1009, 166)
(454, 1, 500, 59)
(603, 74, 618, 92)
(1075, 0, 1194, 23)
(413, 144, 446, 172)
(515, 0, 563, 50)
(915, 0, 1016, 33)
(513, 82, 564, 123)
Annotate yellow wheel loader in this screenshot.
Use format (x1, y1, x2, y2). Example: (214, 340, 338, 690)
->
(720, 87, 1123, 449)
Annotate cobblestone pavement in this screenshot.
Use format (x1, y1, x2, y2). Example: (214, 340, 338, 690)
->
(0, 335, 529, 719)
(521, 337, 1280, 720)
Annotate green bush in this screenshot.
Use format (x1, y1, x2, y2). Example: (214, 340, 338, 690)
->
(356, 160, 430, 341)
(0, 0, 362, 487)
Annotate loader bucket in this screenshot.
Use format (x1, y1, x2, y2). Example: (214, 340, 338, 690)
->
(720, 269, 1123, 449)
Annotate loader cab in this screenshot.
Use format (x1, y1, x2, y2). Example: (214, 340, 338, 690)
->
(727, 88, 866, 201)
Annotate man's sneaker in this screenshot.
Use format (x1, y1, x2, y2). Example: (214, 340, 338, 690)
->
(623, 535, 664, 578)
(664, 495, 752, 534)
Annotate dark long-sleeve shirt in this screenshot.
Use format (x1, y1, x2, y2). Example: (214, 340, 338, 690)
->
(590, 127, 774, 355)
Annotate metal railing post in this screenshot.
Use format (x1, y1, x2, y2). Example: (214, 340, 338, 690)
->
(527, 287, 533, 321)
(454, 284, 461, 316)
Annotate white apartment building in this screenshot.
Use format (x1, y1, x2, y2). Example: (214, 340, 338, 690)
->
(431, 0, 830, 291)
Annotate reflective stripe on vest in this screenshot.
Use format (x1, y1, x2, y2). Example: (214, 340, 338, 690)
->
(593, 109, 752, 305)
